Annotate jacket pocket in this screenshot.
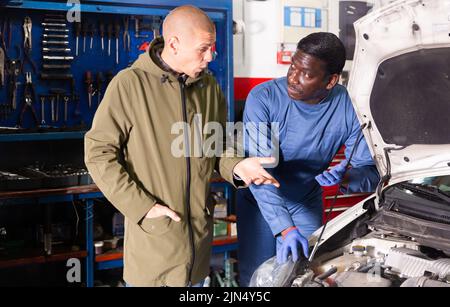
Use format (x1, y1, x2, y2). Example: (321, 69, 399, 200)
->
(138, 216, 172, 236)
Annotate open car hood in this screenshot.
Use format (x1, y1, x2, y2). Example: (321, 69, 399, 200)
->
(347, 0, 450, 184)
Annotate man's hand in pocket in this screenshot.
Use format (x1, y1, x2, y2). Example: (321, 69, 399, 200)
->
(145, 203, 181, 222)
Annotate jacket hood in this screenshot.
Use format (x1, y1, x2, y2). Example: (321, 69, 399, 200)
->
(347, 0, 450, 185)
(131, 37, 206, 85)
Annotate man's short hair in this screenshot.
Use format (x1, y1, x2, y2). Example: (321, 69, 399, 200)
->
(296, 32, 346, 75)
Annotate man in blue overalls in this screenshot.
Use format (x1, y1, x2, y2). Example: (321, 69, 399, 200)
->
(236, 32, 380, 286)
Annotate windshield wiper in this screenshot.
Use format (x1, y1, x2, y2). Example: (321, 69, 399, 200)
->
(399, 182, 450, 203)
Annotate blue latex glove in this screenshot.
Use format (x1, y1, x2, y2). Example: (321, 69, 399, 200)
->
(315, 159, 348, 186)
(277, 228, 309, 264)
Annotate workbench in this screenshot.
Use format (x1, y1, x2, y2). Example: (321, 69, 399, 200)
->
(0, 179, 237, 287)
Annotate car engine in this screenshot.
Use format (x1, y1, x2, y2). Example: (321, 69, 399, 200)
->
(290, 229, 450, 287)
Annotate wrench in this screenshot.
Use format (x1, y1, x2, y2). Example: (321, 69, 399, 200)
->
(42, 47, 71, 53)
(50, 96, 55, 122)
(40, 96, 46, 125)
(44, 28, 69, 33)
(42, 40, 69, 45)
(63, 96, 69, 123)
(43, 34, 68, 39)
(43, 55, 74, 60)
(41, 23, 66, 27)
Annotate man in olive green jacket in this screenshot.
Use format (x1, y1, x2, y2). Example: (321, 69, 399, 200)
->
(84, 5, 279, 287)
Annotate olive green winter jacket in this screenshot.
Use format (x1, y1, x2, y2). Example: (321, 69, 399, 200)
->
(84, 38, 242, 286)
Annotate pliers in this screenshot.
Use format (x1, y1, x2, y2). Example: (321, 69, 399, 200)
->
(21, 17, 37, 73)
(23, 17, 32, 50)
(17, 72, 39, 128)
(123, 16, 130, 52)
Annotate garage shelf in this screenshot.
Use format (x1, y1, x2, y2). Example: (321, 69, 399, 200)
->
(0, 248, 87, 269)
(0, 180, 235, 285)
(94, 235, 238, 271)
(0, 131, 87, 142)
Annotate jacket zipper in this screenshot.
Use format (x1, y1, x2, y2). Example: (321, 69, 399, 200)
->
(179, 80, 195, 286)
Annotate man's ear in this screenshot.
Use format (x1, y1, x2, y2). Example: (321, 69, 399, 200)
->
(166, 36, 180, 55)
(325, 73, 340, 90)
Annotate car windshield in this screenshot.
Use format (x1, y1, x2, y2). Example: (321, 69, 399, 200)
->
(408, 176, 450, 197)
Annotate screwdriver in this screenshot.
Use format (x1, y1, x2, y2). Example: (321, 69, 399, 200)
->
(96, 72, 104, 106)
(107, 23, 113, 56)
(89, 23, 96, 50)
(82, 22, 88, 53)
(85, 71, 93, 108)
(105, 70, 114, 87)
(114, 21, 120, 64)
(74, 22, 81, 56)
(99, 21, 105, 51)
(71, 77, 81, 118)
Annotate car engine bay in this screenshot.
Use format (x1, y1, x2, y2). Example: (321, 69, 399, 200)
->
(294, 230, 450, 287)
(250, 180, 450, 287)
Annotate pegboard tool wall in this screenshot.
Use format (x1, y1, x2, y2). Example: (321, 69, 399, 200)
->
(0, 0, 233, 131)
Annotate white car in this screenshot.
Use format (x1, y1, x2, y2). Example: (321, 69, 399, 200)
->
(251, 0, 450, 287)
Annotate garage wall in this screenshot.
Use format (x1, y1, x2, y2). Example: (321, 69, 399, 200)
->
(231, 0, 391, 99)
(233, 0, 338, 79)
(232, 0, 337, 100)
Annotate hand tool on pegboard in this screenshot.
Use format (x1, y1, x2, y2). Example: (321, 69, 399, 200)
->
(71, 77, 82, 124)
(40, 73, 73, 80)
(105, 70, 114, 87)
(0, 18, 9, 59)
(44, 27, 69, 33)
(63, 95, 70, 124)
(43, 55, 74, 61)
(82, 22, 88, 53)
(7, 57, 21, 110)
(123, 16, 130, 53)
(96, 72, 104, 106)
(99, 21, 105, 52)
(49, 88, 65, 122)
(0, 47, 5, 88)
(42, 47, 71, 53)
(49, 95, 55, 122)
(132, 16, 149, 39)
(89, 23, 96, 50)
(42, 22, 67, 28)
(114, 21, 120, 64)
(39, 95, 46, 125)
(151, 16, 162, 38)
(17, 72, 39, 128)
(107, 23, 113, 56)
(21, 18, 37, 73)
(85, 71, 94, 109)
(1, 18, 11, 51)
(74, 21, 81, 56)
(42, 40, 69, 46)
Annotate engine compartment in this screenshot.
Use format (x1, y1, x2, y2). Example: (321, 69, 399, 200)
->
(295, 230, 450, 287)
(250, 178, 450, 287)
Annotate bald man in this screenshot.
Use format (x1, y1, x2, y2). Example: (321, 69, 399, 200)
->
(85, 5, 279, 287)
